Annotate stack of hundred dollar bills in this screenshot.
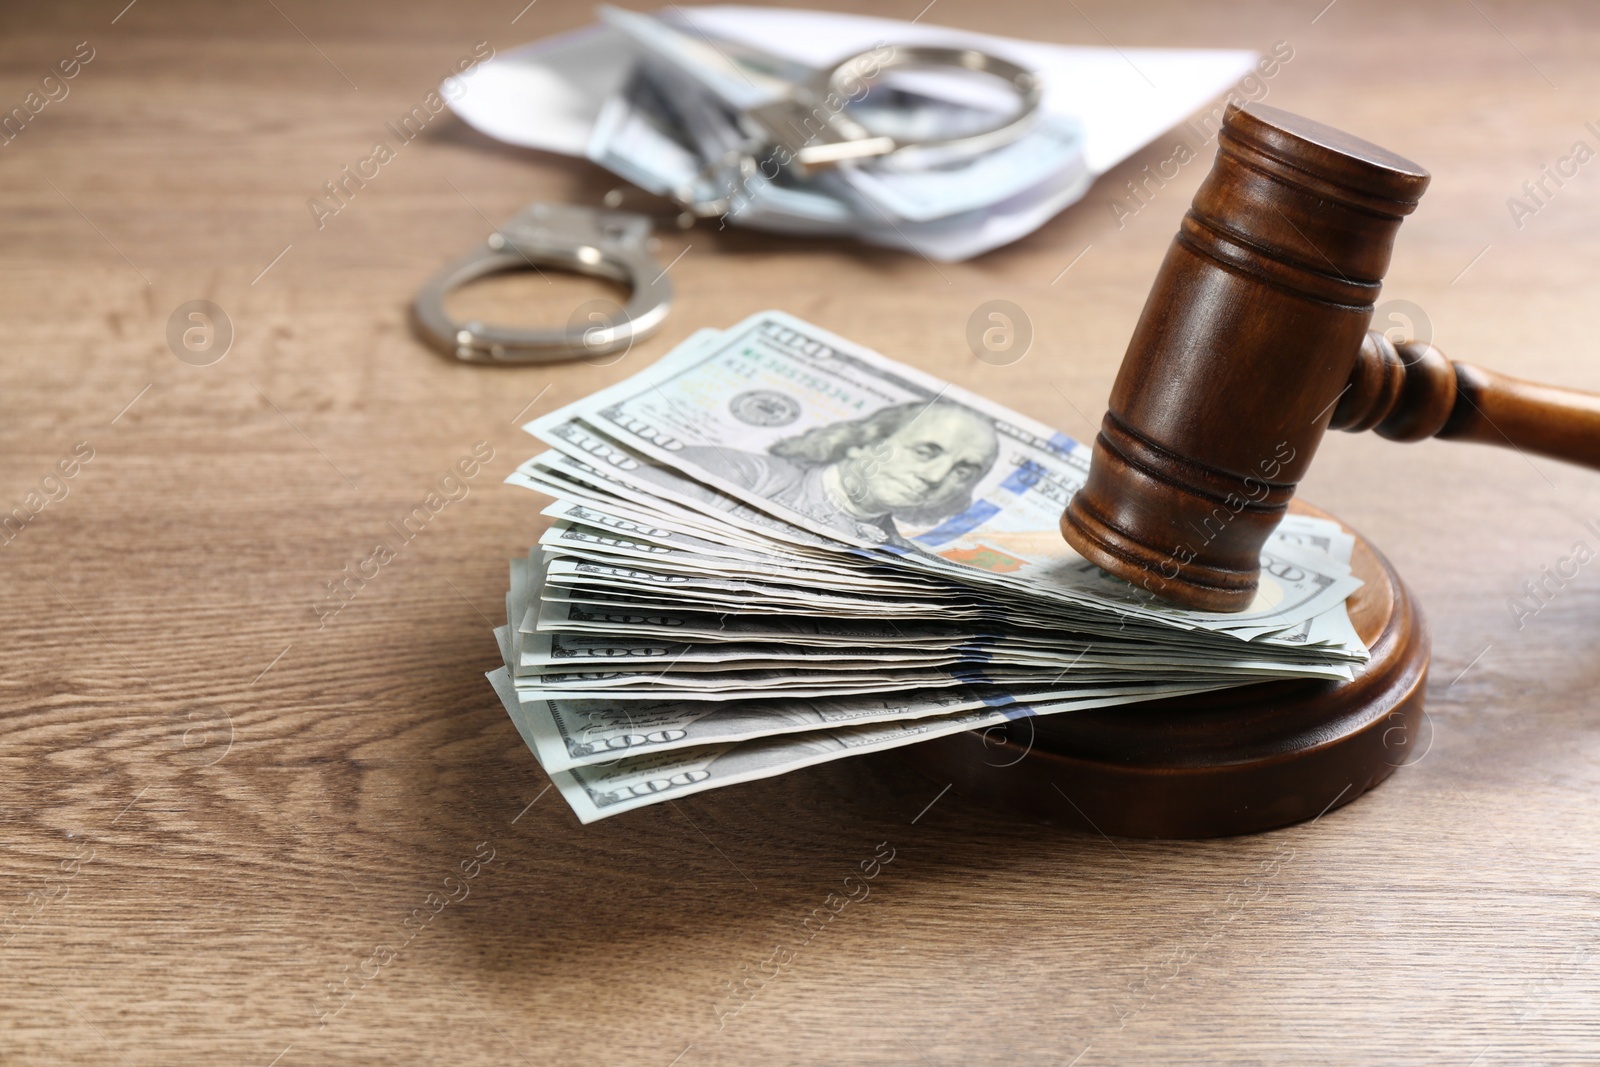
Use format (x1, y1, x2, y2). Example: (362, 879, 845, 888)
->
(488, 311, 1366, 823)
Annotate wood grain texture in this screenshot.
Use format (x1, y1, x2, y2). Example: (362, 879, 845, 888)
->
(1332, 331, 1600, 474)
(2, 1, 1599, 1064)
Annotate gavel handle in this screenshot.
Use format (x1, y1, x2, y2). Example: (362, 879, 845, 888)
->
(1331, 331, 1600, 470)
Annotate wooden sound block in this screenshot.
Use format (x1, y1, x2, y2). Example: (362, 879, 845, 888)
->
(896, 502, 1429, 838)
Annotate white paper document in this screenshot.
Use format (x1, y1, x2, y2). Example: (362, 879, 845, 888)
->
(445, 6, 1258, 258)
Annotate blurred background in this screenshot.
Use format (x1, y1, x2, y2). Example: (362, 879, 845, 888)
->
(2, 2, 1598, 1064)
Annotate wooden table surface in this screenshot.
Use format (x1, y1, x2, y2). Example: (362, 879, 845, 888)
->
(4, 0, 1599, 1063)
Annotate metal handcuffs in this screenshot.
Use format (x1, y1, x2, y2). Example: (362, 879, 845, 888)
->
(411, 202, 673, 365)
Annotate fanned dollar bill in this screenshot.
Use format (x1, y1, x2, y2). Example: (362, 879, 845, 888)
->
(526, 315, 1355, 628)
(488, 311, 1372, 822)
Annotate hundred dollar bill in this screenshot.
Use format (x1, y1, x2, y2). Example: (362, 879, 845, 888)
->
(498, 668, 1234, 774)
(509, 642, 1348, 697)
(541, 556, 961, 616)
(530, 415, 848, 555)
(509, 557, 1353, 712)
(485, 312, 1380, 824)
(533, 593, 1364, 673)
(501, 577, 1246, 772)
(520, 612, 1351, 677)
(487, 667, 1225, 822)
(512, 455, 804, 557)
(516, 321, 1362, 639)
(519, 531, 1360, 662)
(536, 514, 946, 595)
(525, 416, 1365, 655)
(524, 312, 1364, 642)
(526, 504, 1363, 659)
(521, 624, 1353, 677)
(517, 428, 1363, 655)
(534, 560, 1363, 677)
(534, 593, 974, 647)
(522, 571, 1355, 678)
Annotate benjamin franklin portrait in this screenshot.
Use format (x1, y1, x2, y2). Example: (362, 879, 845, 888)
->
(682, 400, 1000, 548)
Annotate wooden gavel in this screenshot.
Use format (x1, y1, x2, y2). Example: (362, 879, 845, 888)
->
(1060, 102, 1600, 612)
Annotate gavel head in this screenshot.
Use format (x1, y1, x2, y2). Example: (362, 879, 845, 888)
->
(1059, 103, 1430, 612)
